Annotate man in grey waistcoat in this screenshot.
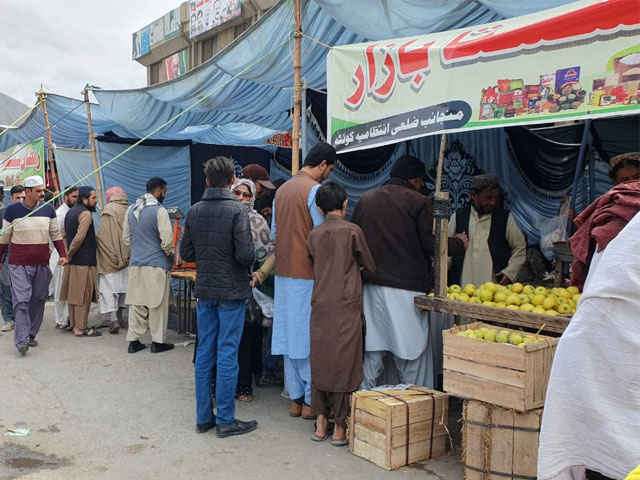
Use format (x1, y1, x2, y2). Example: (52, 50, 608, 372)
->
(122, 177, 175, 354)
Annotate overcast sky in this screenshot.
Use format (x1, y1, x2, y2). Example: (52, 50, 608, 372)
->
(0, 0, 181, 106)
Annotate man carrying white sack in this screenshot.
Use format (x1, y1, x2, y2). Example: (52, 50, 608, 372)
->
(538, 207, 640, 480)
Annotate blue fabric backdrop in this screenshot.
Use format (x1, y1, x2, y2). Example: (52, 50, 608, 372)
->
(96, 141, 192, 219)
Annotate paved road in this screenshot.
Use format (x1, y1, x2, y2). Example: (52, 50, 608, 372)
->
(0, 304, 463, 479)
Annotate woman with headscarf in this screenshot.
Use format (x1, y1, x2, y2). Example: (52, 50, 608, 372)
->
(213, 179, 274, 402)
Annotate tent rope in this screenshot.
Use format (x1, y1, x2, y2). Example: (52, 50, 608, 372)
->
(0, 99, 86, 170)
(0, 99, 44, 138)
(0, 37, 290, 236)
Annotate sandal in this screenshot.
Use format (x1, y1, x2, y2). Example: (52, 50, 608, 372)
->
(311, 421, 334, 442)
(331, 438, 349, 447)
(75, 328, 101, 337)
(237, 394, 253, 403)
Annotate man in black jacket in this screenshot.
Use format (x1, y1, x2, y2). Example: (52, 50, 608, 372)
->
(180, 156, 257, 438)
(351, 155, 468, 388)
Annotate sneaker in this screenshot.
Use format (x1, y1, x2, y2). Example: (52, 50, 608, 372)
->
(17, 343, 29, 354)
(196, 418, 216, 434)
(150, 342, 174, 354)
(1, 321, 15, 332)
(216, 419, 258, 438)
(27, 339, 38, 347)
(128, 340, 146, 354)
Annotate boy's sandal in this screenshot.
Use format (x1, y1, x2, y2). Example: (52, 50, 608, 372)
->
(311, 421, 334, 442)
(331, 438, 349, 447)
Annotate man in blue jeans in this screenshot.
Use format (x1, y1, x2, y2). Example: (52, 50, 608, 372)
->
(181, 156, 257, 438)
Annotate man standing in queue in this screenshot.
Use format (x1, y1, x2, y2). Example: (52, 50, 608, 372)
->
(181, 157, 257, 438)
(123, 177, 174, 354)
(0, 176, 68, 353)
(271, 142, 337, 418)
(351, 155, 468, 388)
(50, 186, 78, 331)
(448, 174, 526, 287)
(60, 186, 101, 337)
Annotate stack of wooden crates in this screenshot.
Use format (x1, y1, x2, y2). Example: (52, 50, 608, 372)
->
(349, 387, 449, 470)
(442, 322, 559, 479)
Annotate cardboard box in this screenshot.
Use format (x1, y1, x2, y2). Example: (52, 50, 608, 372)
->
(443, 322, 558, 412)
(349, 388, 449, 470)
(463, 400, 542, 480)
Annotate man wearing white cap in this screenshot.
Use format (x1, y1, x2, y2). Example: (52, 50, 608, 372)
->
(0, 175, 68, 354)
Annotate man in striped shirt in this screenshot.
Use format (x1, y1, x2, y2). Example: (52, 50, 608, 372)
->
(0, 176, 68, 354)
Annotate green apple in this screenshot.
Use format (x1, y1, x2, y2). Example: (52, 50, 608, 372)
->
(496, 332, 509, 343)
(484, 329, 497, 342)
(509, 333, 523, 345)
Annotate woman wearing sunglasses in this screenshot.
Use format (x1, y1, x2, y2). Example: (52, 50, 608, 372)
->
(229, 179, 275, 402)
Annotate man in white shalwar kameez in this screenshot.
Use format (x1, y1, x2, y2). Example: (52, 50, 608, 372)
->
(538, 210, 640, 480)
(49, 186, 78, 330)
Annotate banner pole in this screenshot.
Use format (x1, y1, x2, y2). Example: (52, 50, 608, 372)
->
(435, 133, 447, 195)
(433, 133, 449, 297)
(39, 89, 60, 192)
(291, 0, 302, 175)
(82, 87, 105, 210)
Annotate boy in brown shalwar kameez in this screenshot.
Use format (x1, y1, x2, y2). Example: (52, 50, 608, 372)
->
(307, 182, 375, 446)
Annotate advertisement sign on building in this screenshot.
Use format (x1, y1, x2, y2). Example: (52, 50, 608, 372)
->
(165, 50, 189, 80)
(189, 0, 242, 39)
(0, 138, 46, 189)
(149, 18, 165, 47)
(327, 0, 640, 153)
(133, 6, 183, 59)
(164, 7, 181, 40)
(132, 25, 150, 59)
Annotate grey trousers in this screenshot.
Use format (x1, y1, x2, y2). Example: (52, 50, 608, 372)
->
(361, 349, 434, 390)
(10, 265, 51, 349)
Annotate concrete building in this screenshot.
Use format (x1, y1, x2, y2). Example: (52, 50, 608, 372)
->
(133, 0, 278, 86)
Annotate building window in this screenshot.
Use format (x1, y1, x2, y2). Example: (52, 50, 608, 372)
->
(234, 23, 247, 39)
(150, 62, 160, 85)
(202, 36, 217, 63)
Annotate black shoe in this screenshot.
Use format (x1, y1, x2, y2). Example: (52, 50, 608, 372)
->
(216, 419, 258, 438)
(196, 418, 216, 433)
(27, 339, 38, 347)
(151, 342, 174, 354)
(17, 343, 29, 354)
(128, 340, 146, 354)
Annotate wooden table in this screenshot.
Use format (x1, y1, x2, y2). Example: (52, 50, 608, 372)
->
(414, 295, 569, 335)
(171, 270, 196, 335)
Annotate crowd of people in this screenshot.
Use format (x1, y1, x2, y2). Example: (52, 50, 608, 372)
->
(1, 143, 638, 473)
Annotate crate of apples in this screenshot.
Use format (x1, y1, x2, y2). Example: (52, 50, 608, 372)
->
(443, 281, 581, 316)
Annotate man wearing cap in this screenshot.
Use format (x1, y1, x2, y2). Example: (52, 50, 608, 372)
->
(60, 186, 101, 337)
(49, 186, 78, 331)
(242, 164, 276, 221)
(271, 142, 337, 418)
(0, 175, 68, 354)
(351, 155, 468, 388)
(608, 151, 640, 185)
(448, 174, 526, 287)
(96, 187, 130, 334)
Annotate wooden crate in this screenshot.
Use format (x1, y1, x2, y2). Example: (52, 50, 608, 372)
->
(463, 400, 542, 480)
(415, 295, 569, 334)
(443, 322, 558, 412)
(349, 387, 448, 470)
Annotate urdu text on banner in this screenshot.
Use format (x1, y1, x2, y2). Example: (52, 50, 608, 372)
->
(327, 0, 640, 153)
